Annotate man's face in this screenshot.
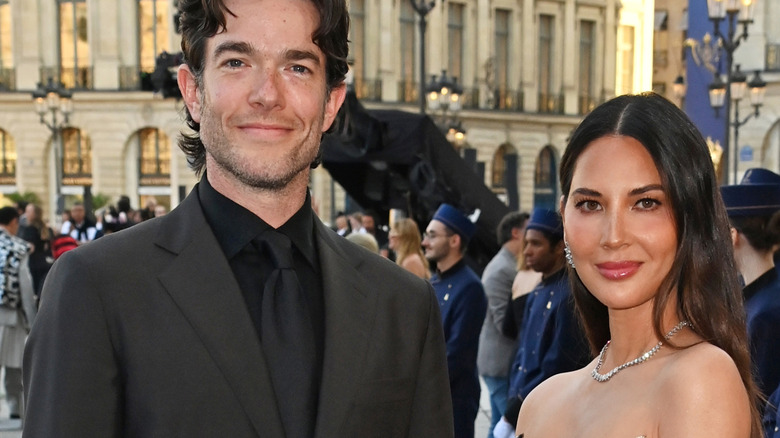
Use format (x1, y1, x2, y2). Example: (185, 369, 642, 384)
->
(71, 206, 85, 223)
(361, 215, 375, 233)
(335, 216, 347, 230)
(179, 0, 345, 191)
(523, 229, 563, 276)
(422, 220, 455, 264)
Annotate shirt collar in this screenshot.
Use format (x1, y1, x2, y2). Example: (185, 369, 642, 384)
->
(198, 175, 317, 268)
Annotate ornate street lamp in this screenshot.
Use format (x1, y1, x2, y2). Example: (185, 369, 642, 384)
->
(409, 0, 436, 115)
(32, 78, 73, 214)
(705, 0, 759, 183)
(426, 70, 467, 145)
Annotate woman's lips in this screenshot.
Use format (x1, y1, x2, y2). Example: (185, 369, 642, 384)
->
(596, 261, 641, 280)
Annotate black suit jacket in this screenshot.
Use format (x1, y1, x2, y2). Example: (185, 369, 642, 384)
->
(23, 190, 453, 437)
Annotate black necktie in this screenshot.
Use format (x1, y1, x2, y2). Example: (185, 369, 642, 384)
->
(256, 231, 317, 438)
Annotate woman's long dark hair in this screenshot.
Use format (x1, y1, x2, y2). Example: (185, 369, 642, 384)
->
(559, 93, 761, 436)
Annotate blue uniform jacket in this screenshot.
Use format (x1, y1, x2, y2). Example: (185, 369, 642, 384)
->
(764, 385, 780, 438)
(508, 268, 590, 400)
(744, 269, 780, 399)
(431, 260, 487, 417)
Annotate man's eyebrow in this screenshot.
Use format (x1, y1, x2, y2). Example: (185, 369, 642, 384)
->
(213, 41, 254, 59)
(283, 49, 321, 66)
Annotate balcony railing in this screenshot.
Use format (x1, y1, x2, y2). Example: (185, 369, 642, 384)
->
(767, 43, 780, 72)
(538, 93, 564, 114)
(493, 88, 523, 111)
(397, 79, 418, 104)
(0, 68, 15, 91)
(578, 94, 599, 115)
(352, 77, 382, 101)
(40, 66, 94, 90)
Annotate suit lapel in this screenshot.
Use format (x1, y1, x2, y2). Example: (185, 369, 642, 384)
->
(313, 222, 378, 436)
(155, 192, 285, 437)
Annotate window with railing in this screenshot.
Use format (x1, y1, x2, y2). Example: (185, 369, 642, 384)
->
(448, 3, 465, 85)
(0, 129, 15, 185)
(59, 0, 92, 89)
(349, 0, 367, 97)
(495, 9, 511, 109)
(0, 0, 13, 91)
(61, 127, 92, 186)
(767, 43, 780, 72)
(136, 128, 171, 186)
(579, 20, 596, 114)
(138, 0, 171, 91)
(399, 0, 417, 103)
(538, 15, 555, 113)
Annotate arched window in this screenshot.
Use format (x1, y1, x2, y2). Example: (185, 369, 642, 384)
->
(61, 127, 92, 186)
(533, 146, 557, 210)
(136, 128, 171, 186)
(0, 129, 15, 185)
(492, 143, 517, 188)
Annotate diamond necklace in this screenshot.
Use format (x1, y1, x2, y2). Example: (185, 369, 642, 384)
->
(591, 320, 690, 383)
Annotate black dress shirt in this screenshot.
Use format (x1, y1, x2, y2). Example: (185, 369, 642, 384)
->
(197, 176, 325, 378)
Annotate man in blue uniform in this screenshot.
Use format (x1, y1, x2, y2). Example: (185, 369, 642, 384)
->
(423, 204, 488, 438)
(721, 168, 780, 409)
(494, 208, 589, 437)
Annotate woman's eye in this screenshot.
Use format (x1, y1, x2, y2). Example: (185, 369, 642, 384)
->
(637, 198, 659, 209)
(576, 200, 600, 211)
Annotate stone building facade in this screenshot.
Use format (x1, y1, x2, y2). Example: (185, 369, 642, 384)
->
(0, 0, 654, 225)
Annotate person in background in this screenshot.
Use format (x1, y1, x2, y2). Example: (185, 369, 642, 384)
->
(19, 203, 54, 298)
(345, 232, 379, 254)
(721, 168, 780, 410)
(515, 93, 760, 437)
(362, 210, 389, 258)
(0, 206, 36, 420)
(334, 211, 350, 236)
(766, 386, 780, 437)
(154, 204, 168, 217)
(494, 207, 590, 437)
(60, 202, 102, 244)
(501, 227, 542, 342)
(23, 0, 453, 435)
(348, 211, 366, 234)
(389, 217, 430, 280)
(424, 203, 487, 438)
(476, 211, 526, 438)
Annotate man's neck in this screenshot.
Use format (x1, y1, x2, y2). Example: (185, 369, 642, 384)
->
(436, 254, 463, 274)
(735, 246, 774, 286)
(541, 259, 565, 279)
(206, 165, 309, 229)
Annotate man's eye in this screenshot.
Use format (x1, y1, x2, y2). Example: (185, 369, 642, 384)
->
(291, 65, 309, 74)
(226, 59, 243, 68)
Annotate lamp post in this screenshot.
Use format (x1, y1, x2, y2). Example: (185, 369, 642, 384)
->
(709, 66, 766, 183)
(705, 0, 759, 184)
(32, 78, 73, 215)
(409, 0, 436, 115)
(426, 69, 467, 145)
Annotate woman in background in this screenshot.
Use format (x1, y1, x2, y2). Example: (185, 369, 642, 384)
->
(388, 218, 430, 280)
(19, 203, 53, 298)
(516, 93, 760, 437)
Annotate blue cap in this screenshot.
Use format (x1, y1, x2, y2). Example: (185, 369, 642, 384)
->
(721, 168, 780, 217)
(740, 168, 780, 185)
(432, 204, 476, 240)
(526, 208, 562, 238)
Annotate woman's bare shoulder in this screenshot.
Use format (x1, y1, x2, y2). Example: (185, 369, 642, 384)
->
(517, 366, 591, 432)
(657, 342, 751, 437)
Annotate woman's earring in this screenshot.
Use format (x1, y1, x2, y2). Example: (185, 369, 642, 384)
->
(564, 241, 575, 269)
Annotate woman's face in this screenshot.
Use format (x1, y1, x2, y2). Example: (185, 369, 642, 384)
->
(561, 135, 678, 312)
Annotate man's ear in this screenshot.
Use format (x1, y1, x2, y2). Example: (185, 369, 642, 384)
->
(322, 83, 347, 132)
(178, 64, 202, 123)
(730, 227, 740, 248)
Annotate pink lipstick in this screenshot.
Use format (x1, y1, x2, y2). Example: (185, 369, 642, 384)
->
(596, 261, 641, 280)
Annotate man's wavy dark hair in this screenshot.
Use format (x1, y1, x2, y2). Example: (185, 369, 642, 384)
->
(176, 0, 350, 176)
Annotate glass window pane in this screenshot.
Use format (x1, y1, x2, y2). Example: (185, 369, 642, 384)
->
(62, 127, 91, 182)
(539, 15, 553, 95)
(400, 1, 416, 82)
(0, 129, 15, 181)
(59, 0, 90, 88)
(448, 3, 464, 81)
(495, 9, 510, 91)
(349, 0, 365, 85)
(139, 0, 171, 73)
(0, 1, 11, 68)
